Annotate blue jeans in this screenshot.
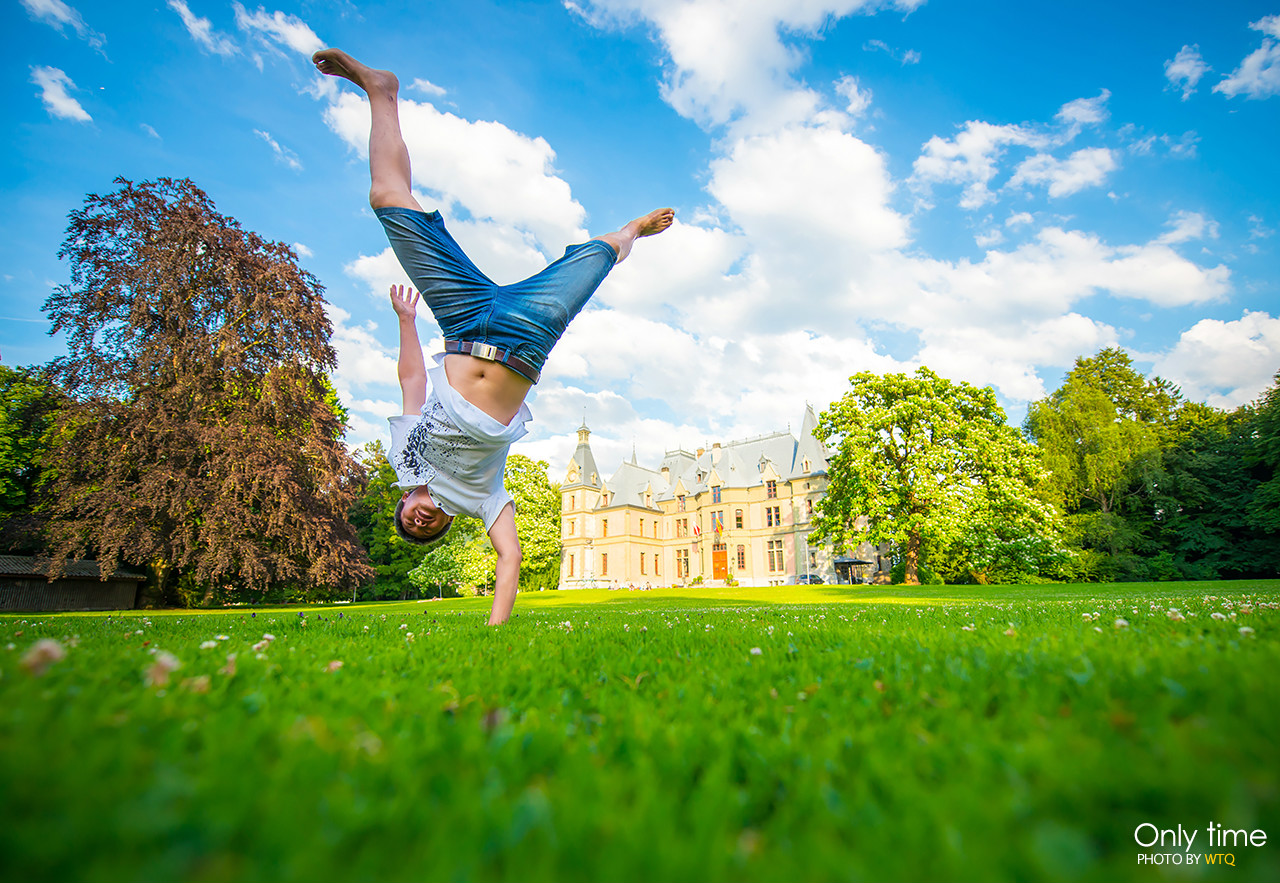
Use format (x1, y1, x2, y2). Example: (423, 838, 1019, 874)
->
(376, 207, 618, 381)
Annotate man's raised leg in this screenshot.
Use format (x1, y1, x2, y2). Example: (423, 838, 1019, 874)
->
(595, 207, 675, 264)
(313, 48, 422, 212)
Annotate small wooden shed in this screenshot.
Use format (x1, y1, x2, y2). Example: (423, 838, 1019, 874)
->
(0, 555, 145, 611)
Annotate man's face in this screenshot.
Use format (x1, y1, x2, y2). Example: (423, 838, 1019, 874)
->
(401, 486, 452, 540)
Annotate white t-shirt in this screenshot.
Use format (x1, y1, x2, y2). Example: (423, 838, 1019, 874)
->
(387, 355, 531, 531)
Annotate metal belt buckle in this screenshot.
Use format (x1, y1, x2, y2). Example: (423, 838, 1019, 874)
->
(471, 342, 500, 361)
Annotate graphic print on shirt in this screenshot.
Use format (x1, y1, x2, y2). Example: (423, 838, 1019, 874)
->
(395, 399, 467, 486)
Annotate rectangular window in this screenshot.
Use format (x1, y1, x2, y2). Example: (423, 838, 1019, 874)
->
(767, 506, 782, 527)
(677, 495, 686, 512)
(677, 549, 690, 577)
(712, 486, 722, 504)
(711, 510, 724, 533)
(602, 518, 608, 537)
(640, 555, 646, 575)
(655, 554, 660, 576)
(767, 539, 783, 572)
(805, 499, 813, 518)
(766, 480, 777, 499)
(568, 520, 575, 536)
(677, 518, 688, 538)
(639, 520, 644, 537)
(568, 554, 574, 577)
(736, 545, 746, 569)
(602, 553, 608, 576)
(735, 509, 743, 529)
(654, 520, 659, 538)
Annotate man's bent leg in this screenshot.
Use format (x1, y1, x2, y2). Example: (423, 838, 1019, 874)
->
(313, 48, 422, 212)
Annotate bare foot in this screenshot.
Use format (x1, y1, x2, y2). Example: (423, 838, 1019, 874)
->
(629, 207, 675, 238)
(312, 48, 397, 95)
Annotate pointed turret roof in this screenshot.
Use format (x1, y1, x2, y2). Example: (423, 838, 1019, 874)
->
(564, 421, 601, 488)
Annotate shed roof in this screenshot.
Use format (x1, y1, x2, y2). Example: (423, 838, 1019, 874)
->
(0, 555, 147, 581)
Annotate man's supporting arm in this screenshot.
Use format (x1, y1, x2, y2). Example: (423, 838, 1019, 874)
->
(487, 502, 521, 625)
(391, 285, 427, 415)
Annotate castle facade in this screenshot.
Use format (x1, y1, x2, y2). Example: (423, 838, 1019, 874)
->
(558, 406, 886, 589)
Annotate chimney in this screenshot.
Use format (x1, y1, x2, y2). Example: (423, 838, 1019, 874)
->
(696, 447, 705, 458)
(661, 466, 670, 482)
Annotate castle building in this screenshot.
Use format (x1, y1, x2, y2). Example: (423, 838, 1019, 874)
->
(558, 407, 885, 589)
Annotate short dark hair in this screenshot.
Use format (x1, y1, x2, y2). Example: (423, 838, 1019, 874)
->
(393, 496, 453, 546)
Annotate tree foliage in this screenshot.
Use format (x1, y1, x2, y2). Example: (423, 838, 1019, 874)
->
(1247, 373, 1280, 534)
(1028, 349, 1278, 582)
(41, 177, 371, 604)
(811, 367, 1063, 585)
(505, 454, 562, 590)
(0, 366, 61, 553)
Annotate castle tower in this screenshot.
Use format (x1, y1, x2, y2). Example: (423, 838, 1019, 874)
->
(560, 421, 602, 587)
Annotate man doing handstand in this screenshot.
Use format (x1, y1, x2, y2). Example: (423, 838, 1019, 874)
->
(313, 48, 673, 625)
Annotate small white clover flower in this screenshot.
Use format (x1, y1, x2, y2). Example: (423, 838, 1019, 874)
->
(750, 647, 762, 656)
(200, 640, 218, 650)
(1211, 612, 1227, 621)
(1114, 618, 1129, 629)
(1239, 626, 1256, 637)
(20, 639, 66, 676)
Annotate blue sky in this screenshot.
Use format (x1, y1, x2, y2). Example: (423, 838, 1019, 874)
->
(5, 0, 1279, 475)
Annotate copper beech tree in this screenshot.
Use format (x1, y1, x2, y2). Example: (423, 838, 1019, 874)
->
(42, 177, 372, 604)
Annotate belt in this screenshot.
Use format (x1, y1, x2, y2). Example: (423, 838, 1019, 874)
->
(444, 340, 540, 383)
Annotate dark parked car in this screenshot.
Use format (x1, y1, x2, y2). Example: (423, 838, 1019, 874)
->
(790, 574, 824, 584)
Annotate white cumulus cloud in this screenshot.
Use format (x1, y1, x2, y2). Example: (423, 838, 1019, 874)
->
(30, 65, 91, 122)
(20, 0, 104, 50)
(233, 3, 323, 57)
(167, 0, 238, 56)
(912, 120, 1045, 208)
(1215, 16, 1280, 99)
(567, 0, 921, 132)
(1153, 311, 1280, 408)
(323, 90, 587, 254)
(1009, 147, 1118, 198)
(1165, 45, 1209, 99)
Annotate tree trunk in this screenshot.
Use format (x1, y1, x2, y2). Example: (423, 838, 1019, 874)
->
(903, 530, 921, 585)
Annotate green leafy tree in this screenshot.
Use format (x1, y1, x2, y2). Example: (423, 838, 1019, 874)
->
(1141, 401, 1280, 579)
(1065, 347, 1182, 425)
(505, 454, 562, 591)
(0, 366, 61, 553)
(1247, 373, 1280, 534)
(1025, 348, 1184, 580)
(1025, 380, 1160, 517)
(406, 516, 488, 598)
(811, 367, 1063, 585)
(40, 177, 372, 604)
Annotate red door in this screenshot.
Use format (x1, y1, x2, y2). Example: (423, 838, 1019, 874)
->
(712, 547, 728, 580)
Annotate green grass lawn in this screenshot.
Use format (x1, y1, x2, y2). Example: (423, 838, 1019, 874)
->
(2, 581, 1277, 882)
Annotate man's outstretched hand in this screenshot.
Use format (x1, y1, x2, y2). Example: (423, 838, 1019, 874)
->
(390, 284, 420, 320)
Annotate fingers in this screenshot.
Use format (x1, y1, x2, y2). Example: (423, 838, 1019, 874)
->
(388, 284, 420, 305)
